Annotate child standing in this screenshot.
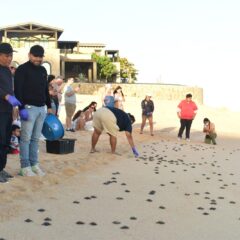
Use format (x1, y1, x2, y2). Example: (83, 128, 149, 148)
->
(9, 124, 20, 154)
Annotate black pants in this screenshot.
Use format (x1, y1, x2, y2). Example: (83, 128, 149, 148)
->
(0, 112, 12, 171)
(178, 119, 193, 139)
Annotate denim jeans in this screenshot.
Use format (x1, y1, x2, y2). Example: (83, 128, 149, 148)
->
(20, 105, 46, 168)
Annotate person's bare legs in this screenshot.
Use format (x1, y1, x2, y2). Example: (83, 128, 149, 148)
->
(66, 116, 72, 129)
(76, 118, 85, 130)
(140, 115, 147, 134)
(109, 134, 117, 153)
(75, 119, 81, 131)
(90, 128, 101, 153)
(148, 116, 154, 136)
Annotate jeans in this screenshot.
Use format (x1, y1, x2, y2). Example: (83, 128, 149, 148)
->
(178, 119, 193, 139)
(0, 112, 12, 171)
(20, 105, 46, 168)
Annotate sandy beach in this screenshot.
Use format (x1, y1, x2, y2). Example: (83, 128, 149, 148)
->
(1, 94, 240, 240)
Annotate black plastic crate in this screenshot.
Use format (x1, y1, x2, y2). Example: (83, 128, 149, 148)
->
(46, 138, 76, 154)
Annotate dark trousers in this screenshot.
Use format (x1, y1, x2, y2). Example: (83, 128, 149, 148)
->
(178, 119, 193, 139)
(0, 112, 12, 171)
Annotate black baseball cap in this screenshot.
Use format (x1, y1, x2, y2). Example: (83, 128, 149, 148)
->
(0, 43, 16, 54)
(30, 45, 44, 57)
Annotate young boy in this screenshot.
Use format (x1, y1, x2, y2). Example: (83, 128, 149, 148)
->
(9, 124, 20, 154)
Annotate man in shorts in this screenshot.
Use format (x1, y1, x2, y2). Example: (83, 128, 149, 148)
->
(63, 77, 79, 131)
(90, 107, 139, 157)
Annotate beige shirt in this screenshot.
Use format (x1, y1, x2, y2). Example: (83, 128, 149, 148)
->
(203, 122, 216, 134)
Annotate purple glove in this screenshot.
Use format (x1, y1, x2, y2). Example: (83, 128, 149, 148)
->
(132, 147, 139, 157)
(7, 95, 21, 107)
(19, 109, 29, 121)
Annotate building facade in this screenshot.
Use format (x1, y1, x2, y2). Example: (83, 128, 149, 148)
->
(0, 22, 120, 82)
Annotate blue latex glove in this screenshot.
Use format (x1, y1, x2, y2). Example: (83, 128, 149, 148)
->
(132, 147, 139, 157)
(19, 109, 29, 121)
(7, 95, 21, 107)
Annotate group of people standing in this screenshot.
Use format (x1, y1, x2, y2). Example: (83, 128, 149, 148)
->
(140, 92, 217, 144)
(177, 93, 217, 144)
(0, 42, 217, 183)
(0, 42, 139, 182)
(0, 43, 51, 182)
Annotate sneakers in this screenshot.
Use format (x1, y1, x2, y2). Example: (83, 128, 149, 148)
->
(19, 165, 45, 177)
(32, 165, 45, 176)
(19, 167, 36, 177)
(66, 128, 75, 132)
(0, 170, 13, 179)
(0, 175, 8, 183)
(178, 137, 190, 142)
(0, 170, 12, 183)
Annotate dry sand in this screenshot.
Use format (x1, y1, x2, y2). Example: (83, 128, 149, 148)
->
(0, 94, 240, 240)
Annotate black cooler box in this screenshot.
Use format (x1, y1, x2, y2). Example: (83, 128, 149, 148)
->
(46, 138, 76, 154)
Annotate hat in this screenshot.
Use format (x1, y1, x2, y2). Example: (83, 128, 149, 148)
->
(146, 93, 152, 97)
(0, 43, 16, 54)
(30, 45, 44, 57)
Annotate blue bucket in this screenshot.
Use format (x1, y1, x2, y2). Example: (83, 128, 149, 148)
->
(42, 114, 64, 141)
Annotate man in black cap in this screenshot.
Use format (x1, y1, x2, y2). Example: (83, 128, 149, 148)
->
(14, 44, 52, 177)
(0, 42, 21, 183)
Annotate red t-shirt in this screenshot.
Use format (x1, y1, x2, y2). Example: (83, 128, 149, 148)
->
(178, 100, 198, 120)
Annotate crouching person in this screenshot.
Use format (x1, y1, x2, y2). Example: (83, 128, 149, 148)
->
(203, 118, 217, 145)
(90, 107, 139, 157)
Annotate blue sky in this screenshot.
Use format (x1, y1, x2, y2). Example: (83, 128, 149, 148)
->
(1, 0, 240, 109)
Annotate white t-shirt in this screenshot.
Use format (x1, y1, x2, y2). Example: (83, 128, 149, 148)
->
(64, 85, 76, 104)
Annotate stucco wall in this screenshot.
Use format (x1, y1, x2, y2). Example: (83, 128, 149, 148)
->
(74, 83, 203, 104)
